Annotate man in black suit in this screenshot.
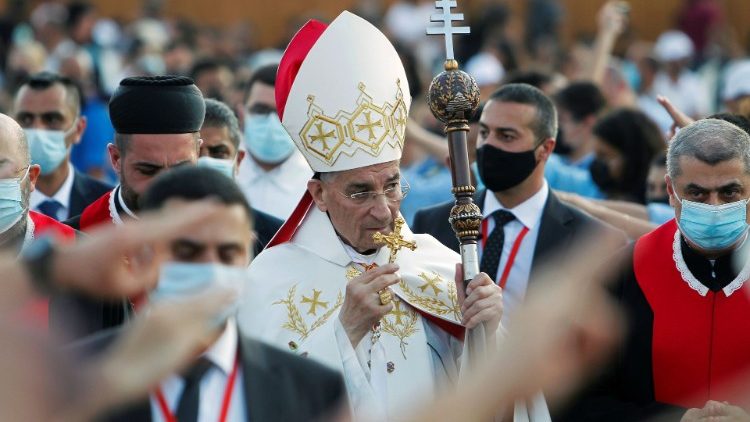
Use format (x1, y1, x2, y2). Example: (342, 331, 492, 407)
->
(79, 166, 345, 421)
(414, 84, 622, 322)
(13, 72, 112, 221)
(197, 98, 282, 257)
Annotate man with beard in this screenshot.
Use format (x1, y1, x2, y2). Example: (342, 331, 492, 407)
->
(66, 75, 204, 231)
(56, 76, 205, 340)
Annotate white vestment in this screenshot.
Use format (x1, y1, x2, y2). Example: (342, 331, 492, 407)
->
(238, 208, 465, 420)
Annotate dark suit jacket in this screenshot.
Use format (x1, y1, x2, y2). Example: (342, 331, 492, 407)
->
(412, 188, 622, 281)
(251, 208, 283, 257)
(68, 170, 113, 220)
(71, 327, 346, 422)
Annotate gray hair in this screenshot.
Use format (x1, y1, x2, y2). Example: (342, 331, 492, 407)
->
(203, 98, 242, 149)
(667, 118, 750, 178)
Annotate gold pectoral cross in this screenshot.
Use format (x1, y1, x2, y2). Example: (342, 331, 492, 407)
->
(372, 217, 417, 264)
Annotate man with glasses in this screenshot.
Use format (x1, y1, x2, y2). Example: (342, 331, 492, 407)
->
(13, 72, 112, 222)
(238, 12, 503, 420)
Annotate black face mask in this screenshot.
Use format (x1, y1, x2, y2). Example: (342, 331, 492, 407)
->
(476, 143, 538, 192)
(589, 158, 617, 192)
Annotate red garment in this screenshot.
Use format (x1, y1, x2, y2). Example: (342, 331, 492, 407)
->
(633, 220, 750, 407)
(79, 189, 112, 232)
(18, 211, 77, 331)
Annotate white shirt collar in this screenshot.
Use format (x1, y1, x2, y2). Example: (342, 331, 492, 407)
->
(482, 180, 549, 230)
(30, 163, 75, 210)
(201, 318, 238, 375)
(242, 151, 310, 189)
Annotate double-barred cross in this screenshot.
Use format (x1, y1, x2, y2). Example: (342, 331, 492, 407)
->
(425, 0, 470, 61)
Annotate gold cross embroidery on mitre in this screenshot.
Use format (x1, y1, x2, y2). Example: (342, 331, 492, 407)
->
(372, 217, 417, 264)
(310, 122, 335, 151)
(356, 111, 383, 141)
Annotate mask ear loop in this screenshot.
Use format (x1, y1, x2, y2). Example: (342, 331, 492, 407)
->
(17, 165, 30, 183)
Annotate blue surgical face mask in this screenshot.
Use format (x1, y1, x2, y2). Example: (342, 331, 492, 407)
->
(675, 190, 750, 251)
(0, 167, 29, 233)
(197, 156, 235, 179)
(243, 113, 295, 164)
(25, 122, 76, 175)
(150, 262, 247, 324)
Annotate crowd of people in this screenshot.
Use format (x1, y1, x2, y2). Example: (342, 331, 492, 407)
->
(1, 0, 750, 420)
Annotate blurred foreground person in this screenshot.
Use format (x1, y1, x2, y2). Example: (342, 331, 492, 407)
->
(13, 72, 112, 221)
(569, 119, 750, 420)
(239, 12, 504, 420)
(0, 202, 257, 421)
(198, 98, 282, 256)
(410, 230, 626, 421)
(79, 166, 346, 422)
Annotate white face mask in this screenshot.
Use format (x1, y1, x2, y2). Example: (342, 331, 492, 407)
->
(24, 120, 77, 175)
(150, 262, 247, 325)
(197, 156, 236, 179)
(0, 166, 29, 233)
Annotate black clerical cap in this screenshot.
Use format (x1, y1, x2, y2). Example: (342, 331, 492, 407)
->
(109, 75, 205, 134)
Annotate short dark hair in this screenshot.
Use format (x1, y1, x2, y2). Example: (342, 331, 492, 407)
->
(189, 58, 229, 82)
(488, 83, 558, 141)
(19, 71, 84, 115)
(203, 98, 242, 149)
(243, 64, 278, 103)
(555, 82, 606, 121)
(140, 166, 254, 225)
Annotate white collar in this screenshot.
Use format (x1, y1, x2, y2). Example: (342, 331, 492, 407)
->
(342, 242, 379, 266)
(201, 318, 238, 375)
(483, 180, 549, 230)
(117, 186, 138, 219)
(672, 229, 750, 297)
(242, 151, 310, 183)
(30, 163, 75, 210)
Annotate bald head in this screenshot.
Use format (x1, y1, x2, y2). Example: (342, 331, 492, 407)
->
(0, 113, 30, 176)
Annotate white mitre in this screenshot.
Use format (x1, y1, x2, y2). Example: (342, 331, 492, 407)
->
(279, 10, 409, 172)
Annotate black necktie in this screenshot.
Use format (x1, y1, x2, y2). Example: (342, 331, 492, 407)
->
(175, 358, 213, 422)
(479, 209, 516, 279)
(37, 199, 63, 220)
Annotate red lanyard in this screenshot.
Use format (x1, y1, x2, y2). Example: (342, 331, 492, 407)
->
(481, 218, 530, 289)
(154, 351, 241, 422)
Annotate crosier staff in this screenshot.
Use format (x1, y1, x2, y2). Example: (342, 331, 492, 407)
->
(426, 0, 487, 365)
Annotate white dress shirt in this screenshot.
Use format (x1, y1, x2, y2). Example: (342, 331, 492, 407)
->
(237, 151, 312, 220)
(150, 320, 246, 422)
(30, 163, 75, 220)
(480, 181, 549, 325)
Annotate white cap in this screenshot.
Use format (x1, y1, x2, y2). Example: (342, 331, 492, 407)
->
(465, 52, 505, 87)
(281, 11, 410, 173)
(723, 60, 750, 101)
(654, 30, 694, 62)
